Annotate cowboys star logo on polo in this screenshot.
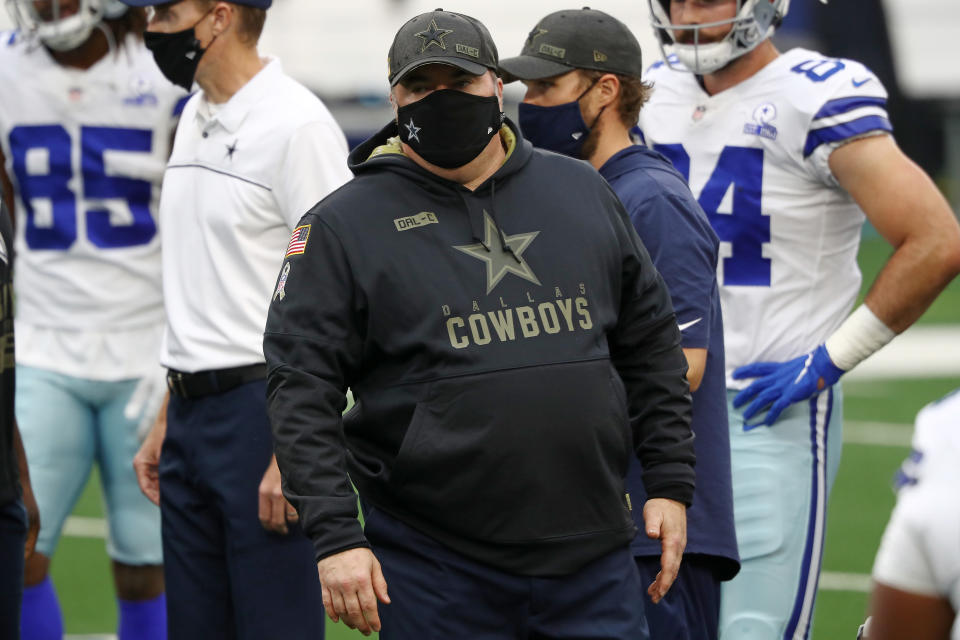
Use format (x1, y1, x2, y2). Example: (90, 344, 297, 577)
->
(404, 117, 421, 143)
(415, 19, 453, 53)
(454, 212, 541, 294)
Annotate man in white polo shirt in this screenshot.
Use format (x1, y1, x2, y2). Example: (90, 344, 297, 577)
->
(121, 0, 352, 637)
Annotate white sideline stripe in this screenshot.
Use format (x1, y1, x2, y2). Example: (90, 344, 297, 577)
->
(62, 516, 108, 539)
(819, 571, 873, 593)
(843, 420, 913, 447)
(58, 516, 878, 595)
(61, 422, 911, 544)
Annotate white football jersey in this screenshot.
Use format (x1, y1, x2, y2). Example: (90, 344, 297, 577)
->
(0, 31, 185, 377)
(639, 48, 892, 386)
(872, 390, 960, 637)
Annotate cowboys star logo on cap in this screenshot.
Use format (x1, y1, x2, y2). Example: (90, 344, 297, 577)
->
(415, 19, 453, 53)
(404, 117, 421, 143)
(526, 26, 548, 46)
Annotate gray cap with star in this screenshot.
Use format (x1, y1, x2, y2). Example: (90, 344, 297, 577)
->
(388, 9, 499, 87)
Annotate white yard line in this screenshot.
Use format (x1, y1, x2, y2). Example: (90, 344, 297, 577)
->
(62, 516, 108, 539)
(843, 421, 913, 447)
(57, 517, 878, 595)
(60, 421, 914, 547)
(819, 571, 873, 593)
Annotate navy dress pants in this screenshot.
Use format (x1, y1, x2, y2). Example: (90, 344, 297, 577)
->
(635, 555, 721, 640)
(364, 506, 650, 640)
(160, 380, 324, 640)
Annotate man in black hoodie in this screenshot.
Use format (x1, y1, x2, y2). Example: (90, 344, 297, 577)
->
(265, 9, 696, 639)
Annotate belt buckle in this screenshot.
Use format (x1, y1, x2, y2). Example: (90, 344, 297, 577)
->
(167, 371, 188, 398)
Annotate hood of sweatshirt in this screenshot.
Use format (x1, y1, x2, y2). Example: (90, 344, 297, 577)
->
(348, 117, 535, 254)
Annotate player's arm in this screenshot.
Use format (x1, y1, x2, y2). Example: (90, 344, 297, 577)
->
(13, 419, 39, 558)
(830, 135, 960, 333)
(863, 583, 954, 640)
(733, 135, 960, 426)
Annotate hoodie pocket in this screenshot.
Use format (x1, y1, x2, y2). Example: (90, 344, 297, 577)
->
(388, 359, 634, 544)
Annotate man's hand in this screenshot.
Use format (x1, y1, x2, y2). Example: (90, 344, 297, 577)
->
(733, 344, 844, 428)
(133, 408, 168, 506)
(317, 547, 391, 636)
(643, 498, 687, 604)
(258, 456, 298, 535)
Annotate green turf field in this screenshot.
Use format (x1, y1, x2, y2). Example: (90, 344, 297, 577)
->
(48, 234, 960, 638)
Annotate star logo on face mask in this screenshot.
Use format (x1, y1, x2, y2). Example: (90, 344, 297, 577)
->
(454, 212, 541, 294)
(415, 19, 453, 52)
(404, 118, 421, 143)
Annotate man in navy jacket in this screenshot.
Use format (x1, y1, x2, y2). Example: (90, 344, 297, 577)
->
(501, 8, 739, 640)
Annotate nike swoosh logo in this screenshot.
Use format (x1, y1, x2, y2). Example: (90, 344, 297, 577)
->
(678, 318, 702, 332)
(852, 77, 872, 88)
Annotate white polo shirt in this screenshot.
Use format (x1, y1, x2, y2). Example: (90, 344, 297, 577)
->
(159, 58, 351, 372)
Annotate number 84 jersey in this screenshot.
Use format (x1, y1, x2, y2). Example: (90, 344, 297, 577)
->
(0, 32, 186, 353)
(638, 48, 892, 387)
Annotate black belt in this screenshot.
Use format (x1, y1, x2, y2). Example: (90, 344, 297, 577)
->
(167, 364, 267, 399)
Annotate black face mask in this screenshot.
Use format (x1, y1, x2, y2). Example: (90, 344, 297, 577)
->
(396, 89, 504, 169)
(144, 11, 214, 91)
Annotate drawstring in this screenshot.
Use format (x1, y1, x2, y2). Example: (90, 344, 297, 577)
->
(459, 189, 488, 250)
(459, 179, 521, 263)
(487, 181, 520, 263)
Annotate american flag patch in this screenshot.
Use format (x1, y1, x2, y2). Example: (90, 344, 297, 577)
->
(285, 224, 311, 257)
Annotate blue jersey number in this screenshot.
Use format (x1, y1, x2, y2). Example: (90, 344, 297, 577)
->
(9, 125, 156, 250)
(790, 58, 845, 83)
(654, 143, 770, 286)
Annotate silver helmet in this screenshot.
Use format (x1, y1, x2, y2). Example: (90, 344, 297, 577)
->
(6, 0, 128, 51)
(648, 0, 791, 74)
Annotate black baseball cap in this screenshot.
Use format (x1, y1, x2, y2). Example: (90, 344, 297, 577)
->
(388, 9, 499, 87)
(120, 0, 272, 8)
(499, 7, 643, 82)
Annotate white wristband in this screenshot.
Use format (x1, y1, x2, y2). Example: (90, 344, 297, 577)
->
(824, 305, 897, 371)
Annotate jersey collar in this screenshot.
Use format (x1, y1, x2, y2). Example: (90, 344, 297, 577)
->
(195, 56, 280, 134)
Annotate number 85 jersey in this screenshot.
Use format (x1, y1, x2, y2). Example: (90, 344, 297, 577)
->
(0, 32, 186, 371)
(638, 48, 892, 387)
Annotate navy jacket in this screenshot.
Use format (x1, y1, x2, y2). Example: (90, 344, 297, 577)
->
(264, 120, 695, 576)
(601, 145, 739, 579)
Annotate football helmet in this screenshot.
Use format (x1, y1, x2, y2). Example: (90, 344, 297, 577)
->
(648, 0, 791, 74)
(6, 0, 128, 51)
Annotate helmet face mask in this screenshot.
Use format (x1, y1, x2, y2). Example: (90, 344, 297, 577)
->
(5, 0, 124, 51)
(648, 0, 789, 74)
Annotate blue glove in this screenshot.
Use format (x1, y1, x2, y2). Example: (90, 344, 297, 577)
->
(732, 344, 845, 429)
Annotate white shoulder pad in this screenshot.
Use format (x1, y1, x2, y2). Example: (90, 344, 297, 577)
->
(778, 49, 892, 184)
